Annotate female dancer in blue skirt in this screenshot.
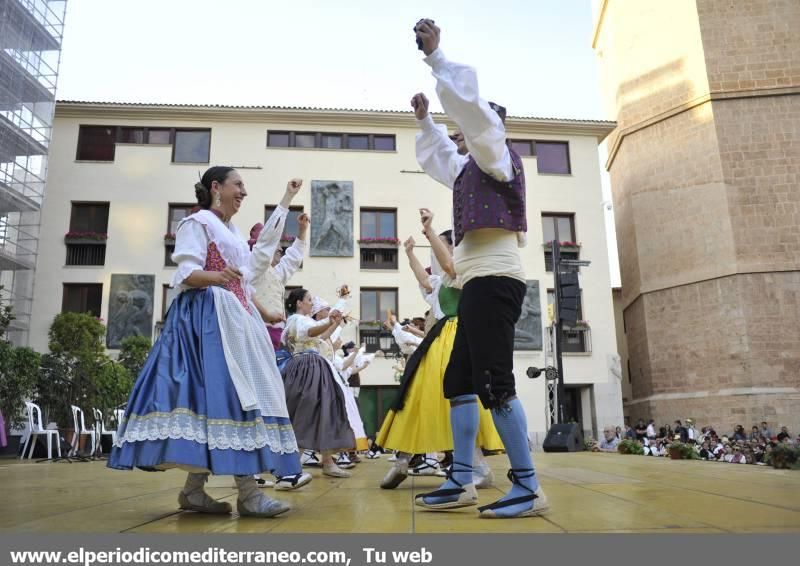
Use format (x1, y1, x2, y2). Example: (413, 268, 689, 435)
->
(109, 167, 308, 518)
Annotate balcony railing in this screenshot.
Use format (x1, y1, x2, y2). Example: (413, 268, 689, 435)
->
(66, 243, 106, 266)
(360, 247, 398, 270)
(359, 327, 400, 355)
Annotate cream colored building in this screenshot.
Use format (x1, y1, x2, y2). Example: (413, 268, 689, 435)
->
(31, 101, 619, 443)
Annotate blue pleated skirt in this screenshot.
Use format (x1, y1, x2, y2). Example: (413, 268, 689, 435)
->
(108, 288, 300, 477)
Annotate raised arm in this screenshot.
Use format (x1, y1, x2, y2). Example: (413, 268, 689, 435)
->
(273, 212, 308, 283)
(413, 93, 468, 189)
(404, 236, 434, 293)
(419, 208, 456, 279)
(415, 20, 513, 182)
(248, 179, 303, 280)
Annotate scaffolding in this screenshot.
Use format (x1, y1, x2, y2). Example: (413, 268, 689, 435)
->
(0, 0, 66, 343)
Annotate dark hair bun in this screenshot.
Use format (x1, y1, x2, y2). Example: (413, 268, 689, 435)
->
(194, 182, 211, 209)
(285, 288, 308, 315)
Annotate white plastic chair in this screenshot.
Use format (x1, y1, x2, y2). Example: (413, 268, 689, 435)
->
(70, 405, 97, 457)
(21, 402, 61, 460)
(92, 408, 116, 453)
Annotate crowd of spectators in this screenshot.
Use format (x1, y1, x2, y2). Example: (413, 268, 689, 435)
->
(590, 418, 797, 465)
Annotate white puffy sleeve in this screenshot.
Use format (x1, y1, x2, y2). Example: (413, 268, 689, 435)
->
(424, 48, 513, 182)
(415, 114, 468, 189)
(273, 237, 305, 283)
(170, 220, 208, 289)
(295, 315, 329, 341)
(248, 204, 289, 280)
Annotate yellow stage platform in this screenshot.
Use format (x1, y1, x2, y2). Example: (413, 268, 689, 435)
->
(2, 452, 799, 534)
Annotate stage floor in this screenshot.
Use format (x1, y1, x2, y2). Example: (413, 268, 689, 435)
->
(2, 452, 799, 533)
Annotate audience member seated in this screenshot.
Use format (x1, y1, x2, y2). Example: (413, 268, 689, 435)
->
(591, 426, 621, 453)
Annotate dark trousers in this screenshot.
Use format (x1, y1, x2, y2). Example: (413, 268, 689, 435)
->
(443, 276, 525, 409)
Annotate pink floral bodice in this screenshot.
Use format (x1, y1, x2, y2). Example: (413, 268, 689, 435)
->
(204, 242, 251, 313)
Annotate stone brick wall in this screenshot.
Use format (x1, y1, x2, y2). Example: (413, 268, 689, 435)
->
(697, 0, 800, 92)
(713, 96, 800, 273)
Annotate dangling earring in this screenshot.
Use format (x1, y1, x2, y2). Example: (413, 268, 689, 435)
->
(214, 194, 222, 208)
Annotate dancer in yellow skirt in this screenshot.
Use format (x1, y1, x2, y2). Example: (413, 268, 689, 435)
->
(377, 211, 503, 489)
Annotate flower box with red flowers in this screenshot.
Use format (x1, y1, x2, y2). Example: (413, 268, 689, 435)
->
(357, 237, 400, 249)
(64, 231, 108, 245)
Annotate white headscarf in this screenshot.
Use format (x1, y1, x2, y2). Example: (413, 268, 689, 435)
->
(310, 296, 330, 318)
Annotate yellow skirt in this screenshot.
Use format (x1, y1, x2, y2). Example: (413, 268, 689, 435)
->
(376, 318, 504, 454)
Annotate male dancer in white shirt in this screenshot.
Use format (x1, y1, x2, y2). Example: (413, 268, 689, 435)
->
(411, 19, 548, 518)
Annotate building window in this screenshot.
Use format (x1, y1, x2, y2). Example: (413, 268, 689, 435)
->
(373, 135, 396, 151)
(66, 202, 109, 266)
(267, 130, 396, 152)
(347, 135, 369, 150)
(542, 213, 577, 272)
(536, 141, 571, 174)
(76, 126, 210, 163)
(547, 289, 590, 353)
(168, 204, 194, 236)
(359, 208, 398, 269)
(265, 206, 304, 240)
(76, 126, 116, 161)
(509, 139, 534, 156)
(119, 127, 145, 144)
(148, 129, 171, 144)
(164, 204, 194, 267)
(268, 132, 290, 147)
(173, 129, 211, 163)
(321, 134, 343, 149)
(360, 288, 398, 353)
(70, 202, 110, 234)
(62, 283, 103, 317)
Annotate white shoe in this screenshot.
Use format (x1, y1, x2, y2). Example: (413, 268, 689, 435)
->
(301, 450, 321, 467)
(415, 482, 478, 509)
(237, 494, 291, 518)
(255, 475, 274, 488)
(365, 450, 381, 459)
(335, 452, 356, 469)
(474, 468, 495, 489)
(322, 464, 352, 478)
(380, 461, 408, 489)
(408, 458, 440, 476)
(387, 453, 397, 462)
(274, 472, 313, 491)
(478, 487, 550, 519)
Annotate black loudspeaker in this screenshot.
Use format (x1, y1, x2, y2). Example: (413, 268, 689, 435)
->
(542, 423, 583, 452)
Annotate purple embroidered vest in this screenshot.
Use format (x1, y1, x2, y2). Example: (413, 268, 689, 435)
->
(452, 148, 526, 246)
